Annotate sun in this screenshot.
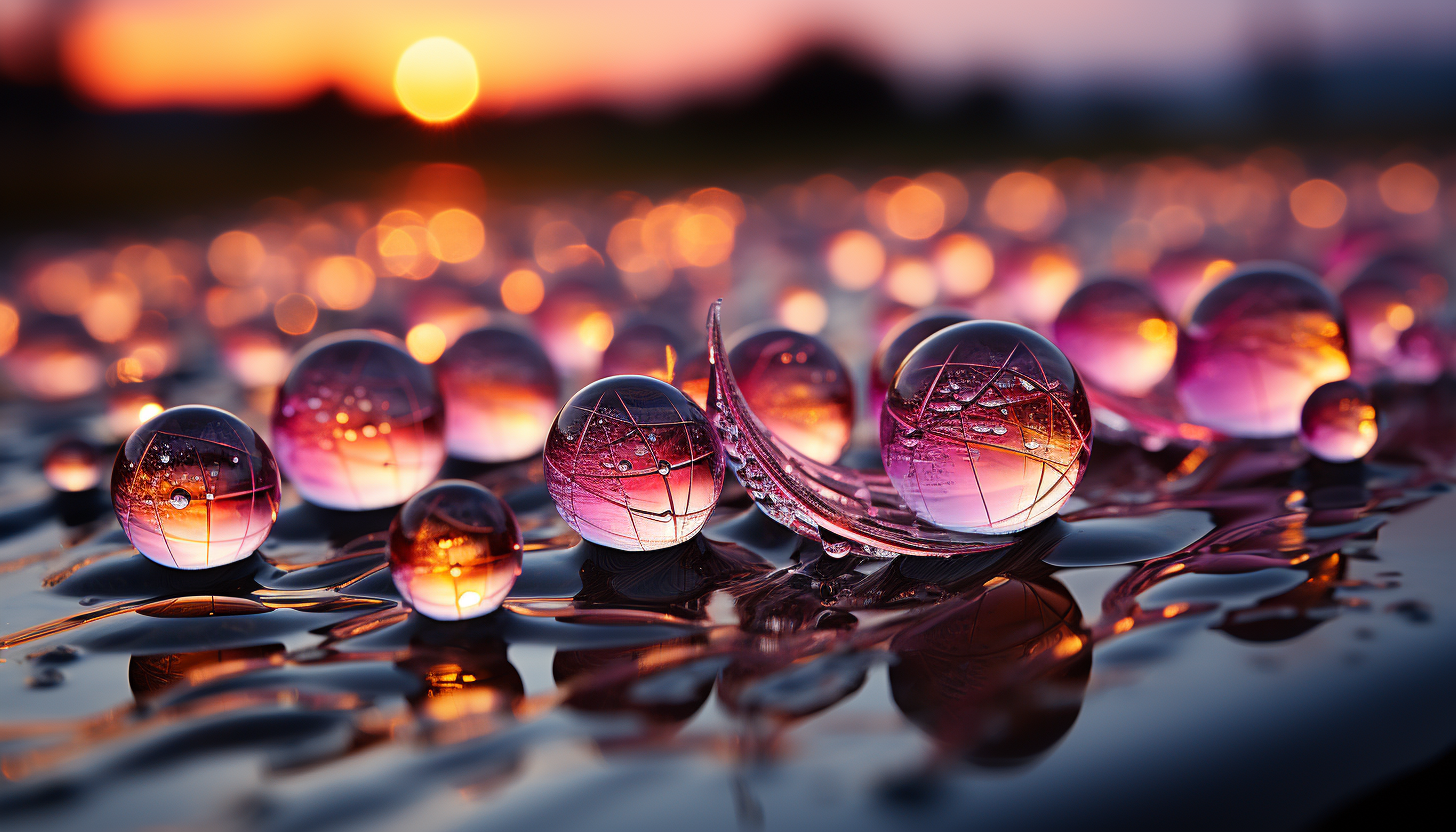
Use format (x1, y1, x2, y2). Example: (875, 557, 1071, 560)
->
(394, 37, 479, 124)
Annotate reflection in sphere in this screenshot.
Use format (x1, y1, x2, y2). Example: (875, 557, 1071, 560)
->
(271, 330, 445, 510)
(890, 577, 1090, 765)
(435, 327, 558, 462)
(870, 308, 973, 424)
(1175, 263, 1350, 438)
(881, 321, 1092, 535)
(1298, 380, 1378, 463)
(44, 437, 101, 492)
(599, 322, 685, 383)
(389, 480, 523, 620)
(111, 405, 281, 569)
(728, 328, 853, 464)
(1053, 280, 1177, 397)
(545, 376, 724, 551)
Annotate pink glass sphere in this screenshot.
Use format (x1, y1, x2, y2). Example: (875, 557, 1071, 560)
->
(1298, 380, 1378, 463)
(389, 480, 523, 620)
(1053, 279, 1177, 398)
(727, 328, 853, 464)
(111, 405, 281, 569)
(271, 330, 445, 510)
(1175, 263, 1351, 438)
(544, 375, 724, 551)
(870, 308, 973, 424)
(435, 327, 559, 463)
(880, 321, 1092, 535)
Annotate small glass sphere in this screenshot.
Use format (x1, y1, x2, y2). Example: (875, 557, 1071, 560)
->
(44, 437, 101, 492)
(870, 308, 973, 422)
(435, 327, 558, 463)
(1298, 380, 1378, 463)
(544, 376, 724, 551)
(599, 322, 685, 382)
(880, 321, 1092, 534)
(1339, 255, 1448, 373)
(727, 328, 853, 464)
(271, 330, 445, 510)
(1053, 279, 1177, 397)
(111, 405, 281, 569)
(389, 480, 523, 620)
(1175, 263, 1350, 438)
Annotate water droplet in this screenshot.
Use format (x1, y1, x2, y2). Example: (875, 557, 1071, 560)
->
(657, 460, 671, 476)
(168, 488, 190, 509)
(617, 459, 631, 472)
(1024, 440, 1040, 449)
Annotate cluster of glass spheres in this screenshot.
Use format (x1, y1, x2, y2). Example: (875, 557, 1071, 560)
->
(106, 259, 1398, 617)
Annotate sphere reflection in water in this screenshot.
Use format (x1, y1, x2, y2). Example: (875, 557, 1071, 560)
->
(881, 321, 1092, 534)
(728, 328, 853, 464)
(111, 405, 281, 569)
(1175, 263, 1350, 438)
(890, 577, 1090, 764)
(1053, 280, 1177, 397)
(389, 480, 523, 620)
(44, 437, 101, 492)
(271, 330, 445, 510)
(435, 327, 558, 462)
(870, 308, 973, 423)
(544, 376, 724, 551)
(1298, 380, 1378, 463)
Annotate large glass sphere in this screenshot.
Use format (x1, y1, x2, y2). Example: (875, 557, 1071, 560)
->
(1174, 263, 1350, 438)
(880, 321, 1092, 534)
(728, 328, 853, 464)
(271, 330, 445, 510)
(544, 376, 724, 551)
(435, 327, 558, 463)
(1053, 279, 1177, 397)
(389, 480, 523, 620)
(111, 405, 281, 569)
(1298, 380, 1378, 463)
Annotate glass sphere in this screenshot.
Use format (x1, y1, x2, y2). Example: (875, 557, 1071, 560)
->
(1053, 279, 1177, 397)
(870, 308, 973, 423)
(111, 405, 281, 569)
(388, 480, 523, 620)
(727, 328, 853, 464)
(1175, 263, 1351, 438)
(1298, 380, 1377, 463)
(544, 375, 724, 551)
(44, 437, 101, 492)
(435, 327, 558, 463)
(599, 322, 685, 382)
(1340, 255, 1447, 374)
(271, 330, 445, 510)
(880, 321, 1092, 534)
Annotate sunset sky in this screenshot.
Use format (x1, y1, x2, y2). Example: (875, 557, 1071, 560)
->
(3, 0, 1456, 115)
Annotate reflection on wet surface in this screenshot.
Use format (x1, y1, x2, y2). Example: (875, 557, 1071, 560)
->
(1, 383, 1456, 831)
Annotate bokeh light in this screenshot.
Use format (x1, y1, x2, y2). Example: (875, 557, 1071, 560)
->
(500, 268, 545, 314)
(394, 37, 479, 124)
(1289, 179, 1347, 229)
(426, 208, 486, 263)
(825, 229, 885, 291)
(985, 171, 1065, 236)
(274, 293, 318, 335)
(1377, 163, 1439, 215)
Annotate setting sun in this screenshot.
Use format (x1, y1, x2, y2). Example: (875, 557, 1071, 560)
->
(394, 36, 478, 123)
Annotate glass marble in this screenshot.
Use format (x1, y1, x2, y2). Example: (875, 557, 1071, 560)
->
(544, 375, 724, 551)
(111, 405, 281, 569)
(43, 437, 101, 492)
(271, 330, 445, 510)
(728, 328, 853, 464)
(1298, 380, 1377, 463)
(870, 308, 973, 424)
(1339, 255, 1448, 374)
(599, 322, 686, 383)
(388, 480, 523, 620)
(1175, 263, 1351, 438)
(435, 327, 559, 463)
(880, 320, 1092, 534)
(1053, 279, 1177, 398)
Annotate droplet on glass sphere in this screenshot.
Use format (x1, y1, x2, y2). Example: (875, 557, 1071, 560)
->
(870, 308, 973, 424)
(271, 330, 445, 510)
(434, 327, 559, 463)
(389, 480, 523, 621)
(1174, 263, 1351, 438)
(1053, 279, 1177, 397)
(599, 322, 686, 383)
(43, 437, 101, 492)
(111, 405, 281, 569)
(728, 328, 853, 464)
(880, 321, 1092, 534)
(544, 375, 724, 551)
(1298, 380, 1378, 463)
